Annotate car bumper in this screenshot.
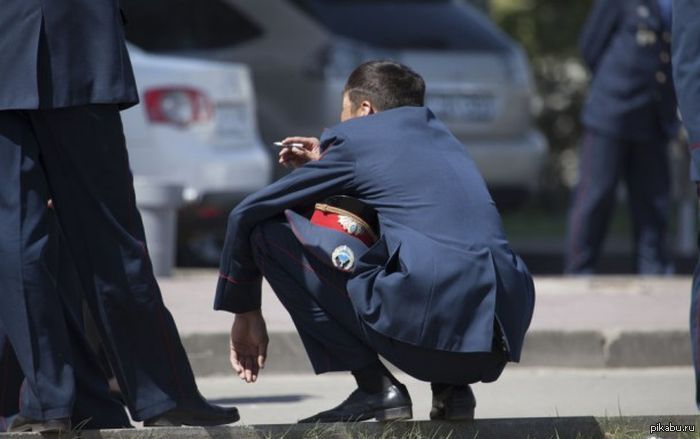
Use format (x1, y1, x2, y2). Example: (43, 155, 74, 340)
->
(462, 129, 548, 191)
(182, 144, 272, 203)
(128, 138, 272, 203)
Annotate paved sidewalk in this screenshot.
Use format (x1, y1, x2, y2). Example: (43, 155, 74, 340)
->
(196, 367, 697, 424)
(158, 271, 693, 375)
(4, 366, 697, 437)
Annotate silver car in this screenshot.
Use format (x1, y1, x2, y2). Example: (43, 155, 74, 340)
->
(122, 44, 272, 265)
(122, 0, 547, 203)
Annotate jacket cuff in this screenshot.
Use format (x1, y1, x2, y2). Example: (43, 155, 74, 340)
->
(213, 274, 262, 313)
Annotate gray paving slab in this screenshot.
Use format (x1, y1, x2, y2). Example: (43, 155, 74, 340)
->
(157, 271, 695, 373)
(193, 367, 698, 424)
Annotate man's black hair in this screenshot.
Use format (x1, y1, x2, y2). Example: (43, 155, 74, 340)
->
(343, 60, 425, 111)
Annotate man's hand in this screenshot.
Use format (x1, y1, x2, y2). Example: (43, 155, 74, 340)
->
(230, 310, 269, 383)
(278, 136, 321, 168)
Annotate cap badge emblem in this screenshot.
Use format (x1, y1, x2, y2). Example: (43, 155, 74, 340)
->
(331, 245, 355, 271)
(338, 215, 364, 236)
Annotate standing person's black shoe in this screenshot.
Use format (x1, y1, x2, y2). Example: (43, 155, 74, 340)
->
(144, 398, 240, 427)
(298, 383, 412, 423)
(429, 383, 475, 421)
(9, 415, 71, 433)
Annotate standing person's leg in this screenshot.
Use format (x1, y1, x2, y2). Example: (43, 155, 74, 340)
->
(0, 111, 75, 430)
(47, 212, 131, 429)
(625, 139, 672, 274)
(57, 292, 131, 429)
(29, 105, 237, 425)
(0, 226, 130, 432)
(565, 130, 626, 273)
(0, 207, 132, 431)
(692, 238, 700, 409)
(0, 326, 23, 431)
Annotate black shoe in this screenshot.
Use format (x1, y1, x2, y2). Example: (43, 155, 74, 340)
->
(430, 384, 475, 421)
(9, 415, 71, 433)
(144, 400, 240, 427)
(298, 384, 412, 423)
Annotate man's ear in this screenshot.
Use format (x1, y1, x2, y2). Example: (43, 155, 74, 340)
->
(357, 100, 376, 117)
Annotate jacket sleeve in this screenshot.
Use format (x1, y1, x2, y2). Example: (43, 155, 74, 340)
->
(672, 0, 700, 181)
(214, 131, 356, 313)
(579, 0, 621, 72)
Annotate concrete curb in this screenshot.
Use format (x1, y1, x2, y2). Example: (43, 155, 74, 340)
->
(182, 329, 693, 377)
(3, 416, 699, 438)
(518, 330, 692, 368)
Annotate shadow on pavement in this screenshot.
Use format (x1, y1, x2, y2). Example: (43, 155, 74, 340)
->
(208, 394, 311, 405)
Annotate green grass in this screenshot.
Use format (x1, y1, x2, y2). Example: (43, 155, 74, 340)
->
(601, 419, 700, 439)
(255, 417, 700, 439)
(261, 421, 458, 439)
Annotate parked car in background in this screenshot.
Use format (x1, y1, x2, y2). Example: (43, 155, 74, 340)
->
(122, 0, 546, 207)
(291, 0, 547, 205)
(124, 44, 271, 265)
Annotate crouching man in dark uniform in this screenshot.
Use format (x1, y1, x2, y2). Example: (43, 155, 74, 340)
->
(215, 61, 536, 422)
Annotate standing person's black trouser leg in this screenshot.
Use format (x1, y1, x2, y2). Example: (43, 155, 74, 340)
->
(0, 327, 23, 430)
(250, 219, 507, 384)
(0, 110, 129, 428)
(27, 105, 202, 421)
(624, 138, 672, 274)
(565, 130, 626, 274)
(47, 212, 131, 429)
(0, 111, 76, 422)
(692, 233, 700, 408)
(0, 212, 133, 430)
(566, 129, 672, 274)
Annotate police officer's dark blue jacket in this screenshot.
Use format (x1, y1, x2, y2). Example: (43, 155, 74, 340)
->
(672, 0, 700, 410)
(215, 107, 536, 361)
(580, 0, 678, 142)
(0, 0, 138, 110)
(673, 0, 700, 182)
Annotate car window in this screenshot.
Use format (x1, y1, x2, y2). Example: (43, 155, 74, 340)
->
(289, 0, 510, 51)
(121, 0, 263, 52)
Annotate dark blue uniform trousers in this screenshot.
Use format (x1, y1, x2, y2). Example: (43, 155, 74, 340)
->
(692, 235, 700, 408)
(0, 202, 129, 428)
(251, 219, 507, 384)
(566, 129, 671, 274)
(0, 328, 23, 430)
(0, 106, 200, 423)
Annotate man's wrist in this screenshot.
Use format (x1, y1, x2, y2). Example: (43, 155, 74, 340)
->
(236, 309, 263, 319)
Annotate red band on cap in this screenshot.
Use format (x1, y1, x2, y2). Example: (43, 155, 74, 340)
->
(310, 210, 376, 247)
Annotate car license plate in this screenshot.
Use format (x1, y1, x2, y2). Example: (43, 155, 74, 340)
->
(215, 105, 248, 136)
(426, 93, 497, 123)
